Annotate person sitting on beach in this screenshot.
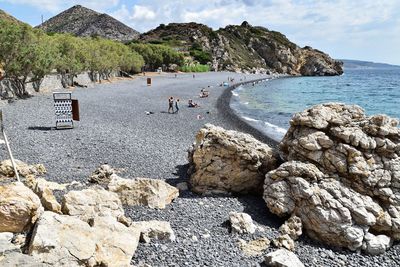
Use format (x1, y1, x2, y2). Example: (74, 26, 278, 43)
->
(188, 99, 199, 108)
(175, 99, 180, 113)
(199, 89, 209, 98)
(168, 97, 174, 113)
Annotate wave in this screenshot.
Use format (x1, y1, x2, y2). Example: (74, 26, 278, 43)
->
(241, 115, 287, 142)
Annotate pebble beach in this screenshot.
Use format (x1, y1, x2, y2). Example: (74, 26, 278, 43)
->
(1, 72, 399, 267)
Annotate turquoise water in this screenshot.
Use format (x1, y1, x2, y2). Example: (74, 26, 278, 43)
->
(231, 68, 400, 141)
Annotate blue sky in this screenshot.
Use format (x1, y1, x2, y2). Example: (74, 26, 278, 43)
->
(1, 0, 399, 65)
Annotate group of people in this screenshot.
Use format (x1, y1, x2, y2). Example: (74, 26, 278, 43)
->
(168, 97, 180, 114)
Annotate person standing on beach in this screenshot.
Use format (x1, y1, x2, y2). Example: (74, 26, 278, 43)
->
(168, 97, 174, 113)
(175, 99, 180, 114)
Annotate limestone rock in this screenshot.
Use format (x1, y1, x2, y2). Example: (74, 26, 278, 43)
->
(108, 175, 179, 209)
(237, 237, 270, 256)
(88, 164, 116, 185)
(0, 232, 19, 254)
(264, 103, 400, 255)
(29, 211, 140, 267)
(62, 187, 124, 222)
(0, 159, 46, 178)
(265, 249, 304, 267)
(32, 178, 62, 213)
(0, 182, 43, 233)
(0, 251, 50, 267)
(132, 221, 175, 243)
(273, 215, 302, 250)
(188, 124, 278, 194)
(229, 212, 256, 234)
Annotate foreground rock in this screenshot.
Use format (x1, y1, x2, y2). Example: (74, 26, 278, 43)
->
(88, 164, 116, 185)
(229, 212, 256, 234)
(0, 182, 43, 233)
(29, 211, 140, 266)
(132, 221, 176, 243)
(62, 187, 124, 222)
(265, 249, 304, 267)
(188, 124, 278, 194)
(0, 159, 46, 178)
(264, 103, 400, 254)
(32, 178, 62, 214)
(273, 215, 302, 251)
(108, 175, 179, 209)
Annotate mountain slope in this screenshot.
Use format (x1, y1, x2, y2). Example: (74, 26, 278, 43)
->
(37, 5, 139, 42)
(0, 9, 23, 24)
(140, 21, 343, 76)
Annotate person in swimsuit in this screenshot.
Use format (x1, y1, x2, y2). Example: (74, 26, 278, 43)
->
(175, 99, 180, 113)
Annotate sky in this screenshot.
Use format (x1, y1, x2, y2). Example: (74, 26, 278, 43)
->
(1, 0, 399, 65)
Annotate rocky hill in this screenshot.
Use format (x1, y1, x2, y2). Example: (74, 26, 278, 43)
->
(37, 5, 139, 42)
(141, 21, 343, 75)
(0, 9, 23, 24)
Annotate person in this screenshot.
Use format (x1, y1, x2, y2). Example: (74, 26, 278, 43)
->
(188, 99, 199, 108)
(193, 74, 195, 79)
(175, 73, 177, 78)
(168, 97, 174, 113)
(200, 89, 209, 98)
(175, 99, 180, 113)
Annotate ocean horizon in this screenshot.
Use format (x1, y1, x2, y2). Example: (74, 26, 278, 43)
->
(230, 68, 400, 142)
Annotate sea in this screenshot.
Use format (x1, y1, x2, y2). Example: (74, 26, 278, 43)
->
(230, 68, 400, 142)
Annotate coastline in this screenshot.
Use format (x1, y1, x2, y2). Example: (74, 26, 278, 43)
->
(217, 77, 280, 148)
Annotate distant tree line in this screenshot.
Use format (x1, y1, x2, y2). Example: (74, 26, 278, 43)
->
(0, 20, 212, 98)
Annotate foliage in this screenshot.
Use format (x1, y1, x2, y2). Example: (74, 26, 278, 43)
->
(129, 43, 184, 71)
(180, 64, 210, 72)
(0, 19, 145, 97)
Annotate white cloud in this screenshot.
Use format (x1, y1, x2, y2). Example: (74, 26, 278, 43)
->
(0, 0, 119, 13)
(130, 5, 156, 20)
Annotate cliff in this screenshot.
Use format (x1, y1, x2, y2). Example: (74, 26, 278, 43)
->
(140, 21, 343, 75)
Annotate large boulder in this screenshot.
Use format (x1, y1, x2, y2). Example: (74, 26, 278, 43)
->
(0, 182, 43, 233)
(29, 211, 140, 267)
(264, 103, 400, 254)
(62, 187, 124, 222)
(188, 124, 278, 194)
(108, 175, 179, 209)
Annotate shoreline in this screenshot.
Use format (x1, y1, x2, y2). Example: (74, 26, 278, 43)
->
(217, 78, 280, 148)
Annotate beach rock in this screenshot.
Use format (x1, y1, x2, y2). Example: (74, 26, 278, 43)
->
(0, 159, 46, 178)
(0, 182, 43, 233)
(229, 212, 256, 234)
(88, 164, 116, 185)
(273, 215, 302, 250)
(0, 232, 19, 254)
(0, 251, 51, 267)
(32, 178, 62, 213)
(265, 103, 400, 254)
(132, 220, 176, 243)
(237, 237, 270, 256)
(176, 182, 189, 191)
(362, 233, 392, 255)
(188, 124, 278, 194)
(29, 211, 140, 266)
(108, 175, 179, 209)
(265, 249, 304, 267)
(62, 187, 124, 222)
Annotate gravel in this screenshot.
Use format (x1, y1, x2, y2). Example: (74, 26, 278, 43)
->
(1, 72, 399, 266)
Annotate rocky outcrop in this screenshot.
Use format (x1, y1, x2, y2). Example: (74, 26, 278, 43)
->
(265, 249, 304, 267)
(61, 187, 124, 222)
(188, 124, 278, 194)
(229, 212, 256, 234)
(0, 182, 43, 233)
(140, 21, 343, 75)
(37, 5, 139, 42)
(108, 175, 179, 209)
(132, 221, 176, 243)
(264, 103, 400, 254)
(29, 211, 140, 266)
